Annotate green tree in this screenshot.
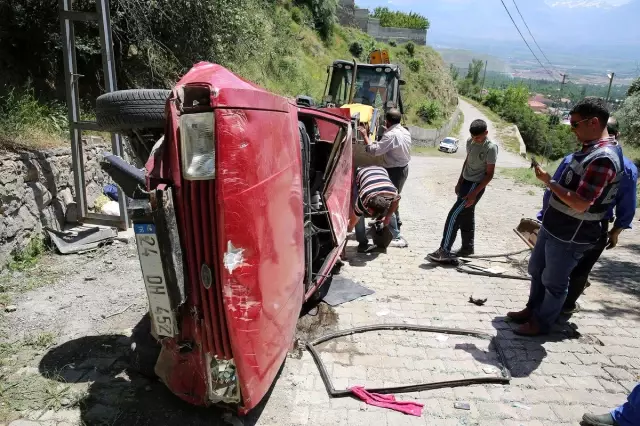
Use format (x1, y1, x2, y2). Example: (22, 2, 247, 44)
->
(295, 0, 338, 40)
(483, 89, 504, 110)
(449, 64, 459, 81)
(617, 93, 640, 147)
(466, 59, 484, 86)
(628, 77, 640, 97)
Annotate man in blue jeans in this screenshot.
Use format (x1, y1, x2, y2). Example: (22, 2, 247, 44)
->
(582, 383, 640, 425)
(347, 166, 403, 253)
(536, 118, 638, 314)
(507, 98, 623, 336)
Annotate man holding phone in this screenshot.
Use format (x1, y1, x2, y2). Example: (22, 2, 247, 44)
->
(508, 98, 623, 336)
(535, 117, 637, 314)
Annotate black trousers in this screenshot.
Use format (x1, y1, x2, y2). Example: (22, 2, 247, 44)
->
(385, 165, 409, 225)
(439, 179, 485, 252)
(564, 220, 609, 310)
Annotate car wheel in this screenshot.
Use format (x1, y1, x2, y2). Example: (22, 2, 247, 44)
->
(96, 89, 171, 132)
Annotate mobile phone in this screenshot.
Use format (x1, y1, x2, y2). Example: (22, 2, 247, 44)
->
(530, 156, 539, 169)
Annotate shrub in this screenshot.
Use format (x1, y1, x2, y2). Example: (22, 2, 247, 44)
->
(372, 7, 430, 30)
(416, 100, 443, 124)
(405, 42, 415, 57)
(349, 42, 364, 58)
(0, 85, 67, 144)
(617, 94, 640, 147)
(407, 58, 421, 72)
(389, 39, 397, 47)
(483, 89, 503, 110)
(291, 6, 303, 24)
(295, 0, 338, 40)
(627, 77, 640, 97)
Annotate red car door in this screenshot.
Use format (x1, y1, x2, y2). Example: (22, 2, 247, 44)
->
(298, 108, 353, 292)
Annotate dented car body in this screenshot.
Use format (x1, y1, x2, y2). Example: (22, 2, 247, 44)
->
(106, 63, 354, 413)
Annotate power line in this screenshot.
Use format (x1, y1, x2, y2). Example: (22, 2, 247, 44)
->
(511, 0, 559, 76)
(498, 0, 560, 82)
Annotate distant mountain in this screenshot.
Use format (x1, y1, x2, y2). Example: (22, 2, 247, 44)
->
(356, 0, 640, 79)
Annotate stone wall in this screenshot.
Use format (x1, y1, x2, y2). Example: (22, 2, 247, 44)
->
(0, 141, 112, 268)
(409, 106, 462, 147)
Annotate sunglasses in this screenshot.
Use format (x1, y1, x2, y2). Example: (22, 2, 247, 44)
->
(570, 118, 591, 128)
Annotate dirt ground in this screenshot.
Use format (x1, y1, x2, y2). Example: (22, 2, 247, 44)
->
(0, 238, 348, 426)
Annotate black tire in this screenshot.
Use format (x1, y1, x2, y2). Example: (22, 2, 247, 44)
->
(96, 89, 170, 132)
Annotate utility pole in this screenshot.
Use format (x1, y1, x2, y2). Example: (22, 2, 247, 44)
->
(606, 72, 615, 105)
(481, 60, 488, 91)
(559, 73, 567, 98)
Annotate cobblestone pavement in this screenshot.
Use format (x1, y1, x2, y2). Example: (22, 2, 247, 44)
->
(255, 104, 640, 425)
(5, 102, 640, 426)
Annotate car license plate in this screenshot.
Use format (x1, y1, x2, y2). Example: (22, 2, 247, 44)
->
(134, 223, 177, 338)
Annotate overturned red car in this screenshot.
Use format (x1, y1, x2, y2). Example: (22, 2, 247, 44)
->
(97, 62, 354, 413)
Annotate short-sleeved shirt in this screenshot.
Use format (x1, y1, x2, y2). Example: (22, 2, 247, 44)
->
(463, 138, 498, 182)
(353, 166, 398, 217)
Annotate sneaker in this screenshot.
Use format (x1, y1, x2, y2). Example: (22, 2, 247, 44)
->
(581, 413, 618, 426)
(454, 247, 474, 257)
(389, 237, 408, 248)
(427, 248, 454, 263)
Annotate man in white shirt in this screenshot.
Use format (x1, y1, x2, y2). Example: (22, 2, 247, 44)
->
(358, 109, 411, 238)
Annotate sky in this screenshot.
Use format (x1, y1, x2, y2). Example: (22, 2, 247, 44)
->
(355, 0, 640, 69)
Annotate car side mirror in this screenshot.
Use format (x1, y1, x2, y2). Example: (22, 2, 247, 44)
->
(398, 79, 406, 86)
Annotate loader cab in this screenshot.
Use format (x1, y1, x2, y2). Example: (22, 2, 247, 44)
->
(322, 61, 404, 115)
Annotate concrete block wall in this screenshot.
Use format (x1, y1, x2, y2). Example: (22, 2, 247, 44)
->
(366, 19, 427, 45)
(337, 0, 428, 45)
(409, 107, 462, 147)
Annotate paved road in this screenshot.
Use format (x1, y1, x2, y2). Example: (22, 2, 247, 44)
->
(258, 157, 640, 425)
(5, 100, 640, 425)
(456, 99, 528, 169)
(255, 101, 639, 425)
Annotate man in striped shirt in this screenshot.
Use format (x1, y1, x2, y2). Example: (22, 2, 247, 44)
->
(347, 166, 407, 252)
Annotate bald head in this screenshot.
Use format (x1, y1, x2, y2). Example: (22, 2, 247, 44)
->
(385, 108, 402, 126)
(607, 117, 619, 139)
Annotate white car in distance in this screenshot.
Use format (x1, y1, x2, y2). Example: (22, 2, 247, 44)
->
(439, 137, 459, 153)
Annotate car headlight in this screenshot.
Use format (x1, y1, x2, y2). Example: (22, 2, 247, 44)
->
(180, 112, 215, 180)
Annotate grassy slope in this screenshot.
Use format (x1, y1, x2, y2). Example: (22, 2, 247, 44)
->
(239, 23, 457, 127)
(1, 18, 457, 149)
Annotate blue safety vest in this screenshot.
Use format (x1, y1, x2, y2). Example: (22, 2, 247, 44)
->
(543, 143, 623, 244)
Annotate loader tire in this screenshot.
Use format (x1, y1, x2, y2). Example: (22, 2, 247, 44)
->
(96, 89, 170, 132)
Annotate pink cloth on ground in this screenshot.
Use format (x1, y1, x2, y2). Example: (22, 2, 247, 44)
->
(349, 386, 424, 417)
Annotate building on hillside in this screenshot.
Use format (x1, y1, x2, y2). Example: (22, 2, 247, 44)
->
(528, 100, 548, 113)
(530, 94, 553, 107)
(337, 0, 427, 45)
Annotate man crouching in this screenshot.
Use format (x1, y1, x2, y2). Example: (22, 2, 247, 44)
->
(347, 166, 405, 253)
